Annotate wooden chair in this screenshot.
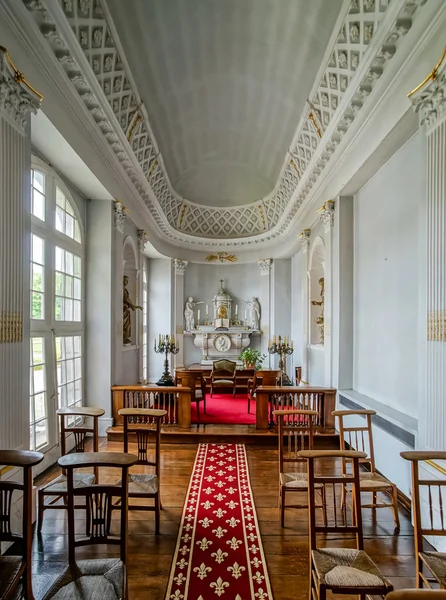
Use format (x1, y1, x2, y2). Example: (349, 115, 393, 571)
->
(273, 409, 326, 527)
(38, 406, 105, 532)
(175, 370, 206, 420)
(401, 451, 446, 589)
(295, 366, 302, 385)
(247, 370, 281, 414)
(333, 409, 400, 529)
(115, 408, 166, 534)
(0, 450, 43, 600)
(210, 359, 237, 398)
(298, 449, 393, 599)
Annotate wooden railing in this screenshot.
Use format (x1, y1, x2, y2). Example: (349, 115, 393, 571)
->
(111, 385, 192, 429)
(255, 386, 337, 430)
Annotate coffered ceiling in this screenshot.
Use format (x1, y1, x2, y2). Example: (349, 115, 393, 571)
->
(105, 0, 343, 208)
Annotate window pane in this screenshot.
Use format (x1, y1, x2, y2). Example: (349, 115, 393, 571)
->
(30, 337, 47, 451)
(31, 170, 45, 221)
(55, 205, 64, 232)
(32, 169, 45, 193)
(32, 292, 44, 320)
(31, 235, 45, 320)
(32, 264, 44, 292)
(56, 335, 82, 409)
(35, 420, 48, 449)
(54, 188, 81, 241)
(56, 187, 65, 208)
(32, 235, 44, 264)
(55, 247, 81, 322)
(34, 393, 46, 420)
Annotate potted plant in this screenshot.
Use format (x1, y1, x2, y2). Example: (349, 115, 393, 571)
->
(238, 348, 267, 370)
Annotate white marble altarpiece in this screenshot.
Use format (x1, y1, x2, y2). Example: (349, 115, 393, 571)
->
(184, 280, 260, 365)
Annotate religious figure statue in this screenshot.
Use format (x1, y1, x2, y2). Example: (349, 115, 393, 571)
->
(242, 297, 260, 330)
(311, 277, 324, 345)
(123, 275, 142, 345)
(184, 297, 203, 331)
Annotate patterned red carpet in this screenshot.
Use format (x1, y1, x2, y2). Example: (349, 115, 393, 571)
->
(165, 443, 272, 600)
(191, 394, 256, 425)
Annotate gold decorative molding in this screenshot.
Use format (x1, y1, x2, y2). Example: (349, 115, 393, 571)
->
(258, 204, 266, 230)
(178, 204, 188, 228)
(127, 112, 141, 141)
(408, 46, 446, 98)
(289, 159, 301, 178)
(205, 252, 238, 264)
(308, 112, 322, 138)
(0, 45, 43, 101)
(427, 310, 446, 341)
(147, 158, 158, 179)
(0, 311, 23, 343)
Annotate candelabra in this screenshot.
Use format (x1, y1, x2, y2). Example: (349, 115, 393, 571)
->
(154, 334, 179, 386)
(268, 335, 294, 385)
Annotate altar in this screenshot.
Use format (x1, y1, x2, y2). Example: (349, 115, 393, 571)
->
(184, 280, 260, 365)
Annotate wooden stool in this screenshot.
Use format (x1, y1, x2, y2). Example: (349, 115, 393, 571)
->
(114, 408, 167, 534)
(0, 449, 43, 600)
(37, 406, 105, 532)
(41, 451, 137, 600)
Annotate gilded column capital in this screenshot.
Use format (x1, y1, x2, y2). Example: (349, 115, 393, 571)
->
(317, 201, 335, 233)
(258, 259, 272, 276)
(0, 46, 42, 134)
(137, 229, 148, 253)
(113, 200, 128, 233)
(298, 229, 311, 254)
(173, 258, 188, 275)
(408, 47, 446, 132)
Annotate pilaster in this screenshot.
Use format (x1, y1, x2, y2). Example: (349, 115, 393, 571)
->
(173, 259, 188, 368)
(298, 230, 311, 383)
(0, 47, 41, 450)
(258, 260, 273, 363)
(320, 201, 335, 387)
(112, 200, 126, 384)
(137, 230, 148, 380)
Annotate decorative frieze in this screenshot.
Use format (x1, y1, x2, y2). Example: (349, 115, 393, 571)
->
(137, 229, 148, 253)
(258, 259, 272, 276)
(113, 200, 128, 233)
(0, 46, 42, 134)
(0, 311, 23, 343)
(173, 258, 188, 275)
(408, 47, 446, 131)
(298, 229, 311, 254)
(318, 201, 335, 233)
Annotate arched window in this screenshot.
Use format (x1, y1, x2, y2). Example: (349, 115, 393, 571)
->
(29, 157, 84, 451)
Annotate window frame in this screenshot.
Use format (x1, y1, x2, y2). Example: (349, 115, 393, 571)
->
(30, 156, 85, 453)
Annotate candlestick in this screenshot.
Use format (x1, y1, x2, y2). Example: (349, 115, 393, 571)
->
(268, 334, 294, 385)
(235, 304, 238, 315)
(154, 333, 180, 386)
(197, 309, 201, 322)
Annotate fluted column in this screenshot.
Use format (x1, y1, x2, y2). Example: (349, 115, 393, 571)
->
(0, 47, 41, 449)
(409, 52, 446, 451)
(112, 200, 128, 384)
(298, 229, 311, 383)
(137, 230, 148, 380)
(319, 201, 335, 386)
(173, 259, 188, 368)
(257, 259, 273, 364)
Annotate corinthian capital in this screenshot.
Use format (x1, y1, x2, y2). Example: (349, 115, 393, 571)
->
(408, 48, 446, 132)
(318, 201, 335, 233)
(174, 258, 188, 275)
(298, 229, 311, 254)
(257, 259, 272, 276)
(0, 46, 42, 134)
(137, 229, 148, 252)
(113, 200, 128, 233)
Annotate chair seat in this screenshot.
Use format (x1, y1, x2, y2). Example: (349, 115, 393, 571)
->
(213, 379, 234, 385)
(41, 473, 95, 494)
(0, 556, 23, 599)
(42, 558, 124, 599)
(358, 472, 393, 491)
(420, 551, 446, 584)
(312, 548, 388, 589)
(280, 472, 323, 489)
(116, 473, 159, 495)
(195, 390, 204, 399)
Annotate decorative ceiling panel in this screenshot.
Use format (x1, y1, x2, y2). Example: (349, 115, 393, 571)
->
(23, 0, 431, 245)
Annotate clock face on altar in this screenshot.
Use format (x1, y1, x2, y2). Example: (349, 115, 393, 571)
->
(213, 334, 231, 352)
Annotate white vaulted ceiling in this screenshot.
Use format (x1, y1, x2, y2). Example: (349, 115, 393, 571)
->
(105, 0, 343, 207)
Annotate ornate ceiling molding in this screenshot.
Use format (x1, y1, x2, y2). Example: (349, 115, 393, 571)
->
(22, 0, 430, 248)
(408, 46, 446, 132)
(0, 45, 42, 134)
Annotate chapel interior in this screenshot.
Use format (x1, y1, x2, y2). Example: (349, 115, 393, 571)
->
(0, 0, 445, 599)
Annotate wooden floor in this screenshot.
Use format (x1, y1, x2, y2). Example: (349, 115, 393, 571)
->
(32, 438, 425, 600)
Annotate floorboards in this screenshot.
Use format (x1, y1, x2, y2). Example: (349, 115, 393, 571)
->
(31, 439, 422, 599)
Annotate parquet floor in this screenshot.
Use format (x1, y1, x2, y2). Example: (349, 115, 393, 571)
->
(32, 439, 424, 599)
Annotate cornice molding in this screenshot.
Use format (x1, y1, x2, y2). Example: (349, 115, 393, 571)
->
(409, 46, 446, 132)
(20, 0, 432, 249)
(0, 45, 42, 133)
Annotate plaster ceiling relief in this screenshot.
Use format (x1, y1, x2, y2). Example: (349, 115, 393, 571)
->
(22, 0, 434, 247)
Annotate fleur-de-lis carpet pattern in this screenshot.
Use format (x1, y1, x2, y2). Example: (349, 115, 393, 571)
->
(165, 444, 272, 599)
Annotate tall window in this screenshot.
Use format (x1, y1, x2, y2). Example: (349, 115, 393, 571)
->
(142, 263, 148, 381)
(29, 158, 84, 451)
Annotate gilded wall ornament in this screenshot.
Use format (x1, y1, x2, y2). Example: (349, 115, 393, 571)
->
(205, 252, 238, 263)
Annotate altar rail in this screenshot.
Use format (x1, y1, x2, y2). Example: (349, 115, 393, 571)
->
(255, 386, 336, 430)
(111, 385, 192, 429)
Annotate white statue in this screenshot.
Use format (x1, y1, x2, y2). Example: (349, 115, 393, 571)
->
(184, 297, 203, 331)
(242, 297, 260, 330)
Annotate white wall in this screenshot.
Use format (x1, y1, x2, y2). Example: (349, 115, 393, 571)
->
(353, 132, 423, 418)
(291, 251, 303, 369)
(148, 258, 173, 381)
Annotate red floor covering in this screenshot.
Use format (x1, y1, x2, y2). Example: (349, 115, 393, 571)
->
(191, 393, 256, 424)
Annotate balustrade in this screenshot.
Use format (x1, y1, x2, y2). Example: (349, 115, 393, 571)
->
(111, 385, 192, 429)
(255, 386, 336, 430)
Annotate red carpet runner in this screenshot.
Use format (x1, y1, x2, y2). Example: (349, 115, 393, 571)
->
(165, 443, 272, 600)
